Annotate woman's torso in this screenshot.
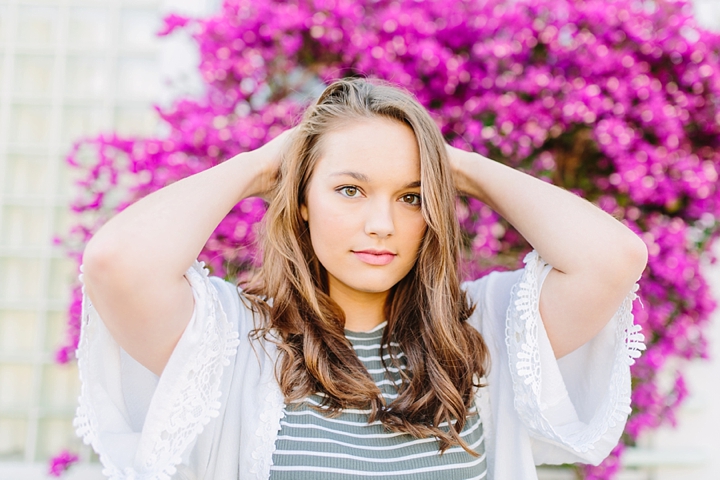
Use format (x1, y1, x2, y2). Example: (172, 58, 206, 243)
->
(269, 322, 488, 479)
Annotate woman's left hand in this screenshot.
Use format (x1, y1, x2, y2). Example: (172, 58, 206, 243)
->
(444, 143, 463, 171)
(444, 142, 487, 199)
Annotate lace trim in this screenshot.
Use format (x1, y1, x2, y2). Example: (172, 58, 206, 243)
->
(73, 264, 111, 474)
(505, 250, 645, 453)
(249, 372, 286, 479)
(473, 376, 494, 472)
(73, 261, 240, 479)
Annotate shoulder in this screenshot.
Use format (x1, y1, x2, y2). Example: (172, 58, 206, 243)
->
(208, 276, 268, 341)
(182, 260, 265, 349)
(461, 268, 523, 336)
(462, 268, 524, 312)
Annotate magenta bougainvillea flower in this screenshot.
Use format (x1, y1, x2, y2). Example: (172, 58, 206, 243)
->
(48, 450, 79, 477)
(53, 0, 720, 477)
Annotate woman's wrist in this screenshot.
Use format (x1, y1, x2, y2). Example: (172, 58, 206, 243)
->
(231, 127, 294, 200)
(448, 147, 492, 204)
(225, 150, 275, 201)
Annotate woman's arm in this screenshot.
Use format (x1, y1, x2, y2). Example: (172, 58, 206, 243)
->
(448, 146, 648, 358)
(82, 130, 292, 375)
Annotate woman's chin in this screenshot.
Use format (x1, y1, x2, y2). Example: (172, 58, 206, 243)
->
(328, 273, 400, 296)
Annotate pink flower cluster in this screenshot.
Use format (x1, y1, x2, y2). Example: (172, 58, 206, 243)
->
(47, 450, 79, 477)
(54, 0, 720, 478)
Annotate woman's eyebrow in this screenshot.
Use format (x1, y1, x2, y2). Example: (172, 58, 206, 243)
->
(331, 171, 421, 189)
(331, 171, 370, 182)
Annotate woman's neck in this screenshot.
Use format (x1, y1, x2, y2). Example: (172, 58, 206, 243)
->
(328, 278, 388, 332)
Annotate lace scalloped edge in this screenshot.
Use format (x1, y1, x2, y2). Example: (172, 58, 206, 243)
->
(505, 250, 646, 454)
(73, 265, 129, 479)
(73, 261, 240, 479)
(249, 378, 286, 478)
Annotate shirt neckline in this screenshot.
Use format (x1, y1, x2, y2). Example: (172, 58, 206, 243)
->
(344, 320, 387, 337)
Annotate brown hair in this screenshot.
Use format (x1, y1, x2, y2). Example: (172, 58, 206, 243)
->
(243, 77, 489, 454)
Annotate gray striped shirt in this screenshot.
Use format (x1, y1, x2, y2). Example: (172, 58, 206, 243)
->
(270, 322, 488, 479)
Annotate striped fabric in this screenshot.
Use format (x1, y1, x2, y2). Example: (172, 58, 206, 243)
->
(270, 322, 487, 479)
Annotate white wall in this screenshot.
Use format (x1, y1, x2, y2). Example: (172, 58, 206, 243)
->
(0, 0, 215, 477)
(642, 241, 720, 479)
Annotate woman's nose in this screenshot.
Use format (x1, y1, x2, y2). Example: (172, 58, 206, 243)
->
(364, 200, 395, 237)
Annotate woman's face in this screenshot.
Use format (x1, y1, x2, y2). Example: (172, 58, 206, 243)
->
(301, 117, 427, 300)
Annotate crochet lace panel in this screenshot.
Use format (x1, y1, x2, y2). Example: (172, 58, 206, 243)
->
(73, 261, 240, 479)
(505, 250, 645, 453)
(249, 374, 286, 479)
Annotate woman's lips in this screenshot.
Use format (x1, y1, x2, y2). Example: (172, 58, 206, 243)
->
(353, 250, 396, 266)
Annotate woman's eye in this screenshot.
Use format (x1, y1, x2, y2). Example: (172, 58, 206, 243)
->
(339, 186, 360, 197)
(402, 194, 421, 206)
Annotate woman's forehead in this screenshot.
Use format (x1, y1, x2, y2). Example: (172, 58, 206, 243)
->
(314, 118, 421, 181)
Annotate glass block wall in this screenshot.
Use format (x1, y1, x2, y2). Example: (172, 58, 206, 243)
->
(0, 0, 215, 473)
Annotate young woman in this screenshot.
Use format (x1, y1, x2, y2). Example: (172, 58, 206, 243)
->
(75, 78, 647, 480)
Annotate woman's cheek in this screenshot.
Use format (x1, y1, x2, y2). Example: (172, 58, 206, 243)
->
(399, 211, 427, 248)
(308, 198, 356, 264)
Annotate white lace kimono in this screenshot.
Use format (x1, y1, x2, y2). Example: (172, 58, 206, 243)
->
(73, 250, 645, 480)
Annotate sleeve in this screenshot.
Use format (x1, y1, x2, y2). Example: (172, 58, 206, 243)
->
(72, 260, 242, 480)
(504, 249, 645, 466)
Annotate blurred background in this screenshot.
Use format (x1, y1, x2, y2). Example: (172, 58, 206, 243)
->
(0, 0, 719, 479)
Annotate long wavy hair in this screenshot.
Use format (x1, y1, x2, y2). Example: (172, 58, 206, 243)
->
(243, 78, 489, 454)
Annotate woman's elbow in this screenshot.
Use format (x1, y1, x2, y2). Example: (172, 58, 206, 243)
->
(627, 235, 649, 279)
(82, 236, 127, 285)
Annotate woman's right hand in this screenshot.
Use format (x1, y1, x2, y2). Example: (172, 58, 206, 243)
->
(240, 126, 297, 200)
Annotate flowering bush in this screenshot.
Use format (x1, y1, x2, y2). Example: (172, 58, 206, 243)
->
(54, 0, 720, 477)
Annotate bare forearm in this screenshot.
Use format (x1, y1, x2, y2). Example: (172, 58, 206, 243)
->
(84, 150, 267, 279)
(452, 150, 647, 277)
